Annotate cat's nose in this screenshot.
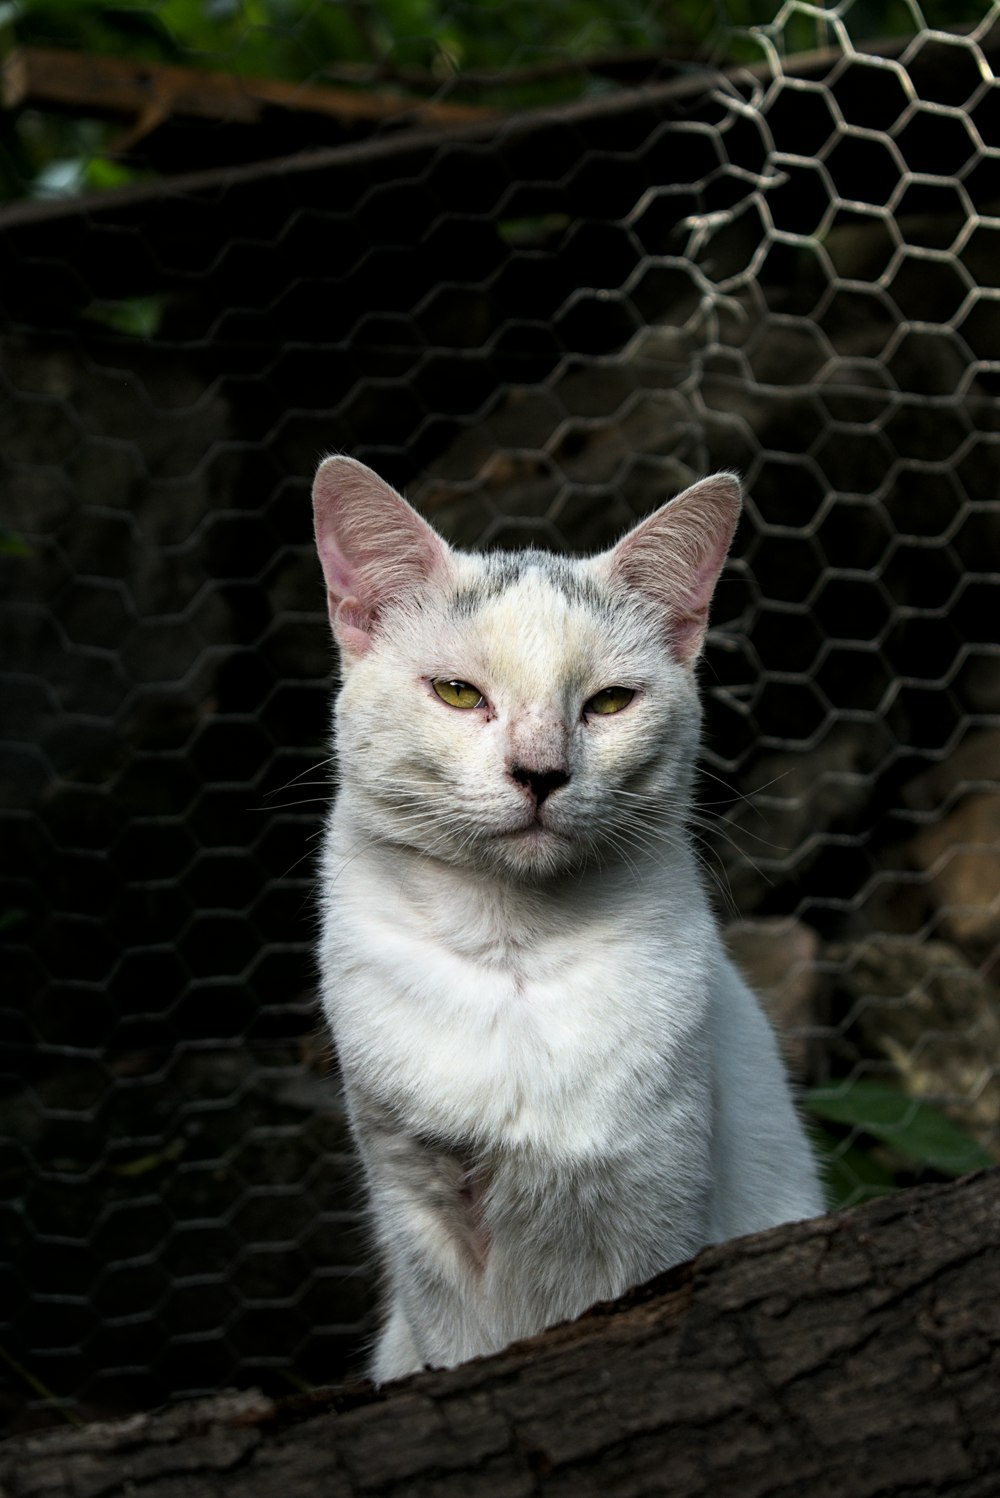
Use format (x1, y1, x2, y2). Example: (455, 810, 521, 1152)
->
(509, 765, 570, 806)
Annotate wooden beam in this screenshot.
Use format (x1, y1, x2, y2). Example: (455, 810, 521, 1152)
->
(0, 45, 493, 134)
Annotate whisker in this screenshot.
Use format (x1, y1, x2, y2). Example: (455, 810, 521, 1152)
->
(262, 757, 337, 799)
(251, 796, 330, 813)
(696, 764, 792, 818)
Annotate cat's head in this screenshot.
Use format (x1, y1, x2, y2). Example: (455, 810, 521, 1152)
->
(313, 457, 741, 881)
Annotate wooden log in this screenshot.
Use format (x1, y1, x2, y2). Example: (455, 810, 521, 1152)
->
(2, 1170, 998, 1497)
(0, 45, 492, 133)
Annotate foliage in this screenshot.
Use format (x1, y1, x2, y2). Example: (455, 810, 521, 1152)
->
(81, 293, 163, 336)
(6, 0, 993, 76)
(3, 0, 704, 81)
(0, 0, 995, 201)
(0, 0, 681, 199)
(0, 528, 32, 556)
(807, 1078, 995, 1210)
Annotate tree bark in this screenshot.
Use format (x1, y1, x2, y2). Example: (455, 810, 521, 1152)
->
(3, 1171, 999, 1498)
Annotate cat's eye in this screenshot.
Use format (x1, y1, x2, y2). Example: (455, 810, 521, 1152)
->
(432, 679, 485, 710)
(585, 686, 634, 716)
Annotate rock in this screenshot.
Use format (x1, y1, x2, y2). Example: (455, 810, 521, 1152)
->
(902, 730, 1000, 816)
(724, 917, 821, 1079)
(824, 937, 1000, 1156)
(416, 370, 705, 555)
(707, 723, 885, 917)
(910, 793, 1000, 965)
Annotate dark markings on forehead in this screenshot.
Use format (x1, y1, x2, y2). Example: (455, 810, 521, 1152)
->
(449, 548, 613, 618)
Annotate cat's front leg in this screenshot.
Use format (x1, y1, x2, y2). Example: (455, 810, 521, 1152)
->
(371, 1296, 422, 1384)
(368, 1161, 495, 1375)
(349, 1091, 495, 1374)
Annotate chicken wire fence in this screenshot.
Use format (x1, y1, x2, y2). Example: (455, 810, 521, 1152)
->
(2, 0, 1000, 1433)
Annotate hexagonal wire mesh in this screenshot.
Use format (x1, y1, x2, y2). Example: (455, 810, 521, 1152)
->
(2, 0, 999, 1433)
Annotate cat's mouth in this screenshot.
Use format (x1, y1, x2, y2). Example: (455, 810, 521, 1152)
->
(491, 813, 583, 877)
(501, 811, 563, 841)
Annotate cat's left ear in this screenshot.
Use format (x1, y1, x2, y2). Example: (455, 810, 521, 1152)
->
(596, 473, 742, 666)
(312, 456, 450, 662)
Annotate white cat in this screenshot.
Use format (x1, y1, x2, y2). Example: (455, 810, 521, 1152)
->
(312, 455, 825, 1383)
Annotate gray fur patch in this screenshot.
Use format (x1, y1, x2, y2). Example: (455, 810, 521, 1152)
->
(449, 549, 612, 618)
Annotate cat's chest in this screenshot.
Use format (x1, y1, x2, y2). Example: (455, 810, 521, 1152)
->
(327, 899, 707, 1157)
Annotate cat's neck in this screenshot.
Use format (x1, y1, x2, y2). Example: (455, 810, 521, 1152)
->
(332, 801, 704, 966)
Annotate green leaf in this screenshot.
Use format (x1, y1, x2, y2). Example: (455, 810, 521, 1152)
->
(81, 295, 164, 338)
(108, 1137, 186, 1177)
(808, 1123, 897, 1210)
(0, 528, 31, 557)
(806, 1079, 995, 1179)
(83, 156, 143, 192)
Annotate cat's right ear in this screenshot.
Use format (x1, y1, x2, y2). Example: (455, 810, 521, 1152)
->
(312, 456, 449, 663)
(596, 472, 742, 666)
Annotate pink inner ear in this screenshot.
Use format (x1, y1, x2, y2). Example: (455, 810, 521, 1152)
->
(317, 534, 358, 603)
(670, 609, 710, 666)
(334, 601, 373, 658)
(604, 474, 742, 666)
(312, 455, 449, 659)
(669, 526, 736, 664)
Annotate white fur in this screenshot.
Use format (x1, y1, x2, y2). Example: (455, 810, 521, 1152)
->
(312, 458, 825, 1382)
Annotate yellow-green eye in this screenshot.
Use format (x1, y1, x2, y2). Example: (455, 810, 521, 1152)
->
(585, 686, 634, 716)
(432, 679, 484, 710)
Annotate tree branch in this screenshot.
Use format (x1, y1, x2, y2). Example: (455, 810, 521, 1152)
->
(2, 1170, 998, 1497)
(0, 46, 491, 134)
